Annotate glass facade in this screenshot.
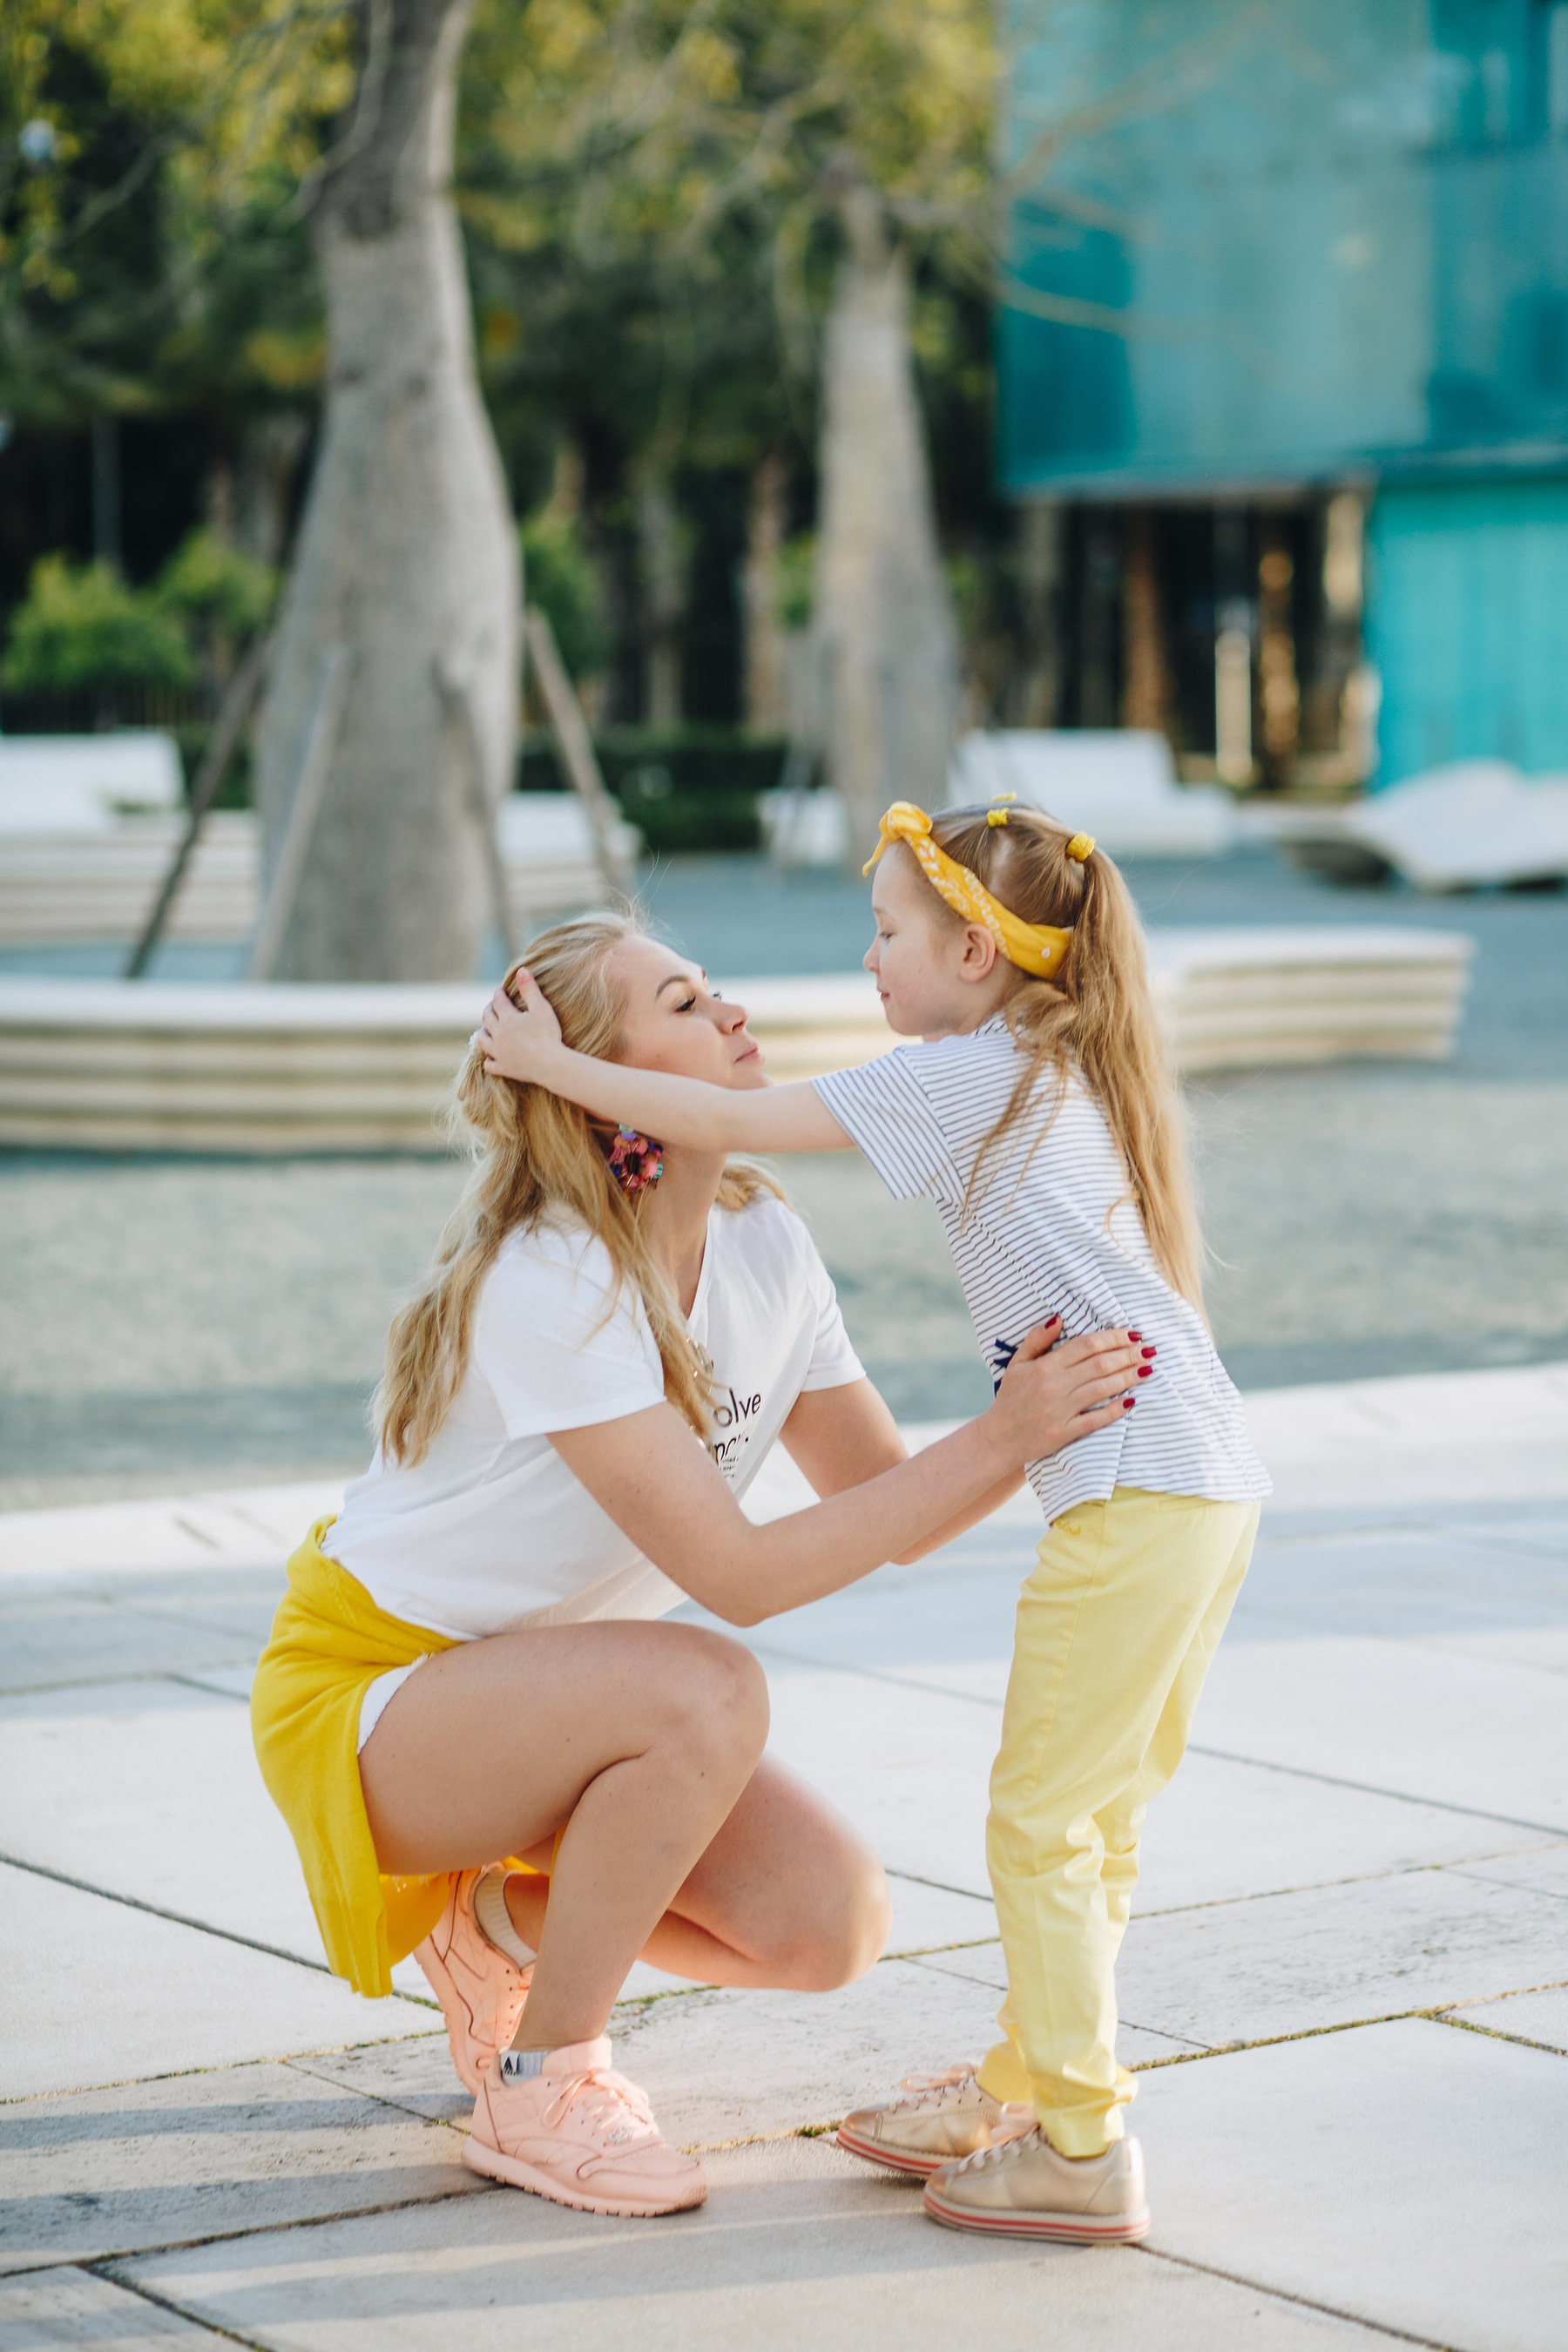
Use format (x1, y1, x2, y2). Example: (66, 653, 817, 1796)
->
(1000, 0, 1568, 495)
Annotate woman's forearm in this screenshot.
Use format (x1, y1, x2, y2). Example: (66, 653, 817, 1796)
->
(551, 1401, 1019, 1628)
(550, 1328, 1141, 1629)
(693, 1416, 1022, 1625)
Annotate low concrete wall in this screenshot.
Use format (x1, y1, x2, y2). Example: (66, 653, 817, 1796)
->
(0, 929, 1472, 1153)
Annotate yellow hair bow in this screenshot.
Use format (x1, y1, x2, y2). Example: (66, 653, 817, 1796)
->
(862, 801, 1073, 982)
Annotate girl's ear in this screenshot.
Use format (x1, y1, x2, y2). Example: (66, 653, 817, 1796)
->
(958, 923, 1002, 983)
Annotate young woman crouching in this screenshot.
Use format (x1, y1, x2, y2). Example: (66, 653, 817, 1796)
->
(251, 913, 1143, 2220)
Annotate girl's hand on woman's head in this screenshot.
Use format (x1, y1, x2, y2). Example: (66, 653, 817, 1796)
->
(990, 1320, 1151, 1462)
(482, 970, 563, 1083)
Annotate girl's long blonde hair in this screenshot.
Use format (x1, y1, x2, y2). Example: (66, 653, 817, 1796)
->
(921, 802, 1205, 1310)
(376, 910, 779, 1467)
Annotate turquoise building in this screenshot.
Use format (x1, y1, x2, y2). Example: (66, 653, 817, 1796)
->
(1000, 0, 1568, 783)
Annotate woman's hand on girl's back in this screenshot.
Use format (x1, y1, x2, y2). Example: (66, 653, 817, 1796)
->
(990, 1320, 1149, 1462)
(482, 971, 561, 1083)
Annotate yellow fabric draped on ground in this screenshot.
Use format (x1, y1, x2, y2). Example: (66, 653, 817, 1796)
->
(251, 1518, 462, 1999)
(977, 1485, 1260, 2156)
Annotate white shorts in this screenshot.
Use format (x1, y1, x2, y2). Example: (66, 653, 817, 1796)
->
(357, 1657, 428, 1754)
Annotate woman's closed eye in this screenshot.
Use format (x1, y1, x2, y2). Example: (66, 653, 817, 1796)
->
(674, 992, 698, 1013)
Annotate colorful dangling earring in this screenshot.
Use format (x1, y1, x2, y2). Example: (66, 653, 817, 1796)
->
(607, 1125, 664, 1193)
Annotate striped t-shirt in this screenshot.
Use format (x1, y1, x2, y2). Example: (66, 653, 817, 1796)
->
(815, 1017, 1270, 1524)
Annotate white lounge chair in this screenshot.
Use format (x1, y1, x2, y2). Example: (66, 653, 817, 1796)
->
(1261, 761, 1568, 892)
(950, 731, 1239, 857)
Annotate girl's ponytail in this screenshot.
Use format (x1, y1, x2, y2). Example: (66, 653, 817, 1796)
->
(925, 804, 1206, 1311)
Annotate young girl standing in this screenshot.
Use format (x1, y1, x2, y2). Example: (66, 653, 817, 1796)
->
(482, 799, 1270, 2244)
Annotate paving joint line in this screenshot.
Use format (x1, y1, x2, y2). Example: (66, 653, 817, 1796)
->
(1108, 1992, 1567, 2074)
(751, 1639, 1568, 1834)
(88, 2265, 272, 2351)
(1133, 2242, 1466, 2352)
(1183, 1747, 1568, 1838)
(279, 2052, 473, 2132)
(0, 1849, 438, 2009)
(54, 2183, 483, 2288)
(882, 1838, 1568, 1931)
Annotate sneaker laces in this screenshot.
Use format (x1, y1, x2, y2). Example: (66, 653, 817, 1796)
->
(542, 2065, 659, 2148)
(950, 2126, 1040, 2177)
(891, 2064, 977, 2109)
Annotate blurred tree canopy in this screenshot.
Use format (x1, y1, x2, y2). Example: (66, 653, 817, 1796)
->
(0, 0, 348, 425)
(458, 0, 996, 504)
(2, 0, 1013, 731)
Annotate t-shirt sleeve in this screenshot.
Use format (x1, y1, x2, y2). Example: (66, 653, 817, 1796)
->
(814, 1050, 952, 1202)
(471, 1227, 666, 1439)
(799, 1247, 867, 1393)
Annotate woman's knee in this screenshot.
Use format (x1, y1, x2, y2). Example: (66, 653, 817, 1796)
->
(788, 1842, 892, 1990)
(839, 1845, 893, 1984)
(665, 1628, 769, 1775)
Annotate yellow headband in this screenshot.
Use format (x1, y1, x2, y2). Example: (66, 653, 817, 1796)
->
(862, 801, 1074, 981)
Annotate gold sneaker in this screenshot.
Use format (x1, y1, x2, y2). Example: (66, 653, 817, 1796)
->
(923, 2126, 1150, 2242)
(836, 2064, 1033, 2179)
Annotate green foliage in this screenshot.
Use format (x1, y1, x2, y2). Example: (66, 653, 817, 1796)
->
(155, 527, 276, 639)
(1, 525, 274, 692)
(518, 723, 787, 850)
(1, 551, 193, 691)
(776, 533, 815, 631)
(521, 509, 608, 680)
(0, 0, 345, 426)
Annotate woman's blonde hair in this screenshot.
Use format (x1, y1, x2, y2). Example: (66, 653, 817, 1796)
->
(914, 803, 1204, 1310)
(376, 909, 780, 1466)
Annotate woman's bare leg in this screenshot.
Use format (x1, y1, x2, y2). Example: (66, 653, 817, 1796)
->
(502, 1751, 892, 1993)
(361, 1618, 769, 2051)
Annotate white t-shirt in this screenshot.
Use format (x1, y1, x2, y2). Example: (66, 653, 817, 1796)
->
(816, 1021, 1270, 1524)
(325, 1192, 864, 1641)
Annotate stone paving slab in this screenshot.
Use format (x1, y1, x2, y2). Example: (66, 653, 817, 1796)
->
(0, 1682, 331, 1966)
(294, 1966, 1199, 2153)
(1137, 2017, 1568, 2352)
(112, 2133, 1400, 2352)
(1444, 1985, 1568, 2051)
(0, 1590, 263, 1699)
(914, 1848, 1568, 2048)
(0, 2054, 480, 2275)
(0, 1867, 432, 2105)
(0, 2264, 226, 2344)
(1193, 1636, 1568, 1829)
(756, 1654, 1558, 1913)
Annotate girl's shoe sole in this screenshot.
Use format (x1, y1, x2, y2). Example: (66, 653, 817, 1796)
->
(922, 2185, 1150, 2242)
(835, 2123, 946, 2177)
(463, 2133, 706, 2218)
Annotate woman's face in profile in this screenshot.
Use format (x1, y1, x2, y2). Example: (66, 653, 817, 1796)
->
(607, 936, 771, 1093)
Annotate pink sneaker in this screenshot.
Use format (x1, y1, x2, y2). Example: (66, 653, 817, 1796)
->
(463, 2038, 707, 2217)
(413, 1868, 532, 2093)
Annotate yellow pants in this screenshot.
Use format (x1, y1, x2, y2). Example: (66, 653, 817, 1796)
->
(975, 1485, 1260, 2157)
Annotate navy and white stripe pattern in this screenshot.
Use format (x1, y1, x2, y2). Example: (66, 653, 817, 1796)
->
(816, 1018, 1271, 1524)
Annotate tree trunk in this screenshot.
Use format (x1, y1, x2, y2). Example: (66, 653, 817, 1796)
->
(742, 451, 789, 733)
(253, 0, 519, 981)
(636, 473, 686, 727)
(1120, 505, 1173, 736)
(814, 185, 958, 865)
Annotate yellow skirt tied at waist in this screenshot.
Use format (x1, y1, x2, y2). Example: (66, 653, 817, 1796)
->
(251, 1518, 462, 1999)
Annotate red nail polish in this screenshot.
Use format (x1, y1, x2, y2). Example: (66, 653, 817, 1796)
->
(1127, 1330, 1142, 1342)
(1141, 1347, 1157, 1359)
(1122, 1397, 1134, 1410)
(1138, 1365, 1152, 1378)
